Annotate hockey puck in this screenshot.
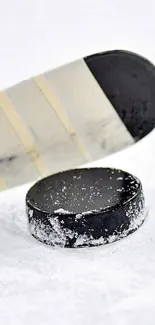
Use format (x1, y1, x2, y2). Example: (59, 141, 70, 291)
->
(26, 168, 145, 248)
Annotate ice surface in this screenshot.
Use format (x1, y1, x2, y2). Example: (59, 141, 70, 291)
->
(0, 130, 155, 325)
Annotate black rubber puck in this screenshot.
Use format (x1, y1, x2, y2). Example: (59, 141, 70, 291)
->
(26, 168, 145, 248)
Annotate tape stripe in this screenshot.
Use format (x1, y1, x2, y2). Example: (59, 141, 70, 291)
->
(0, 91, 50, 177)
(45, 59, 134, 157)
(34, 75, 92, 162)
(0, 176, 7, 190)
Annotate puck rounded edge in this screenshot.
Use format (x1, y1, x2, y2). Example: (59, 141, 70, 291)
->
(25, 168, 146, 248)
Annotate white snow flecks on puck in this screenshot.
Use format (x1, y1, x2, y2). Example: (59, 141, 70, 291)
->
(54, 208, 72, 214)
(27, 197, 146, 248)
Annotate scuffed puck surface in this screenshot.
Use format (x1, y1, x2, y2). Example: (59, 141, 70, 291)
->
(26, 168, 145, 248)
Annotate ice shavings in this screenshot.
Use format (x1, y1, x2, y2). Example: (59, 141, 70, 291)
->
(28, 195, 146, 248)
(54, 208, 72, 214)
(74, 202, 147, 247)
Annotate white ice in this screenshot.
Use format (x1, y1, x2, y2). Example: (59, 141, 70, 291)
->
(0, 129, 155, 325)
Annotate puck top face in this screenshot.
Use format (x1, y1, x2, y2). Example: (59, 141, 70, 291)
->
(26, 168, 141, 215)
